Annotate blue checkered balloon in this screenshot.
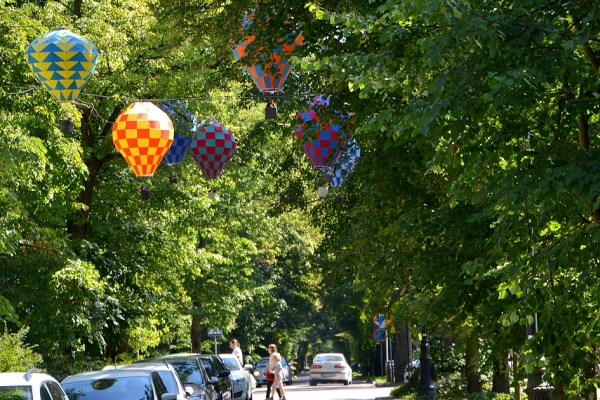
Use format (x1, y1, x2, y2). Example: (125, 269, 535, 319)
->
(327, 139, 361, 187)
(158, 102, 196, 164)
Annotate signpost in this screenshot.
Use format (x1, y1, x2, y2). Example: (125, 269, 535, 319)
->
(207, 328, 223, 354)
(372, 313, 392, 379)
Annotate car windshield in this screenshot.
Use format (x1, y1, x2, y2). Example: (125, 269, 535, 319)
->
(255, 359, 269, 368)
(0, 386, 33, 400)
(62, 377, 153, 400)
(221, 358, 241, 371)
(171, 362, 204, 385)
(314, 355, 344, 363)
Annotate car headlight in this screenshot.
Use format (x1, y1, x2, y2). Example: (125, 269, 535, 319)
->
(233, 377, 246, 385)
(253, 371, 260, 377)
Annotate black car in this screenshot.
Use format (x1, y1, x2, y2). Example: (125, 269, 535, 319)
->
(136, 354, 220, 400)
(199, 354, 234, 400)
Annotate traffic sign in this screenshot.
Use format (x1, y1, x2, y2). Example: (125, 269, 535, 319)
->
(372, 313, 385, 327)
(372, 327, 386, 343)
(207, 328, 223, 337)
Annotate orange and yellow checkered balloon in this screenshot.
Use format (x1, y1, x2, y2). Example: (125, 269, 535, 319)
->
(112, 102, 174, 177)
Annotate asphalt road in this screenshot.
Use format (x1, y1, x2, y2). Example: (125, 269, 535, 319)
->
(252, 371, 394, 400)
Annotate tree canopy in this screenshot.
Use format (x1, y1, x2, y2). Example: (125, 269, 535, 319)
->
(1, 0, 600, 397)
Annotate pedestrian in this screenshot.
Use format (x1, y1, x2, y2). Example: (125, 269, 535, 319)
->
(230, 338, 243, 365)
(269, 352, 286, 400)
(263, 344, 282, 400)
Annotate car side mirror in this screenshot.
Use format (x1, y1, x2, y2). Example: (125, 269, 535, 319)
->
(218, 369, 231, 378)
(185, 386, 194, 396)
(210, 376, 219, 385)
(244, 364, 254, 370)
(161, 393, 177, 400)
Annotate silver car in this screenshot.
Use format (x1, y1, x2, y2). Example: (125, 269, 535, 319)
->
(219, 354, 253, 400)
(253, 356, 292, 387)
(61, 369, 178, 400)
(103, 362, 192, 400)
(309, 353, 352, 386)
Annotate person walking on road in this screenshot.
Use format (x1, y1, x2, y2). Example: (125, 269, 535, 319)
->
(230, 338, 243, 365)
(263, 344, 283, 400)
(268, 352, 286, 400)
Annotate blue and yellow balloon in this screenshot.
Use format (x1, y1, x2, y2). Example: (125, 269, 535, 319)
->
(25, 29, 98, 103)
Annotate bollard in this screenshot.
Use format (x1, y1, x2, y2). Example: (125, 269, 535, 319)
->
(386, 360, 395, 383)
(417, 326, 437, 397)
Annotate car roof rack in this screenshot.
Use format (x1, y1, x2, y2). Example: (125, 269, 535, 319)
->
(25, 368, 44, 381)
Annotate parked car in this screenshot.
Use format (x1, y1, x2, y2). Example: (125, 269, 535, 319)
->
(309, 353, 352, 386)
(0, 368, 68, 400)
(253, 356, 292, 387)
(61, 368, 177, 400)
(198, 354, 234, 400)
(103, 362, 191, 400)
(136, 354, 222, 400)
(219, 353, 253, 400)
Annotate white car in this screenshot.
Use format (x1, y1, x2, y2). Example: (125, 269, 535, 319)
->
(0, 368, 69, 399)
(219, 354, 253, 400)
(309, 353, 352, 386)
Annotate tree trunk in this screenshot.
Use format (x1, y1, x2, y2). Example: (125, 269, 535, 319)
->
(67, 156, 102, 241)
(394, 322, 412, 383)
(552, 380, 565, 400)
(512, 352, 521, 400)
(491, 352, 510, 393)
(466, 338, 482, 393)
(585, 364, 598, 400)
(191, 301, 202, 353)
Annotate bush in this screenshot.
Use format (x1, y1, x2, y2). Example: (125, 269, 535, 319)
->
(43, 355, 106, 381)
(0, 327, 43, 371)
(391, 382, 414, 398)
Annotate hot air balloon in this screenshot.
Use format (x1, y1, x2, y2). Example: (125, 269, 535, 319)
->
(295, 95, 348, 170)
(232, 14, 303, 93)
(327, 139, 361, 187)
(158, 102, 196, 165)
(188, 119, 237, 179)
(24, 28, 98, 103)
(112, 102, 174, 178)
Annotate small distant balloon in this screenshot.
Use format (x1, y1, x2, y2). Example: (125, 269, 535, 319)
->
(158, 102, 197, 164)
(327, 139, 361, 187)
(232, 13, 303, 92)
(295, 95, 348, 169)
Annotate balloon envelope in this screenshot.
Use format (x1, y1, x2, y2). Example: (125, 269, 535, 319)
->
(328, 139, 361, 187)
(158, 102, 197, 164)
(295, 96, 348, 169)
(188, 120, 237, 179)
(24, 28, 98, 103)
(112, 102, 174, 177)
(232, 15, 302, 92)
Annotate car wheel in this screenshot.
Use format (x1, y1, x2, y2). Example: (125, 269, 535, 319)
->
(344, 379, 349, 386)
(309, 380, 317, 386)
(286, 376, 292, 386)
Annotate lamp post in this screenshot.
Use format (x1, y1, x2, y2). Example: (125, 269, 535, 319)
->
(417, 326, 437, 398)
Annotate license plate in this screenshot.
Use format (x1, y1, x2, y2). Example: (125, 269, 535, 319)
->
(322, 373, 336, 377)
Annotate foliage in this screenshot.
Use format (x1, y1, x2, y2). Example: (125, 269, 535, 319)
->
(0, 327, 43, 371)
